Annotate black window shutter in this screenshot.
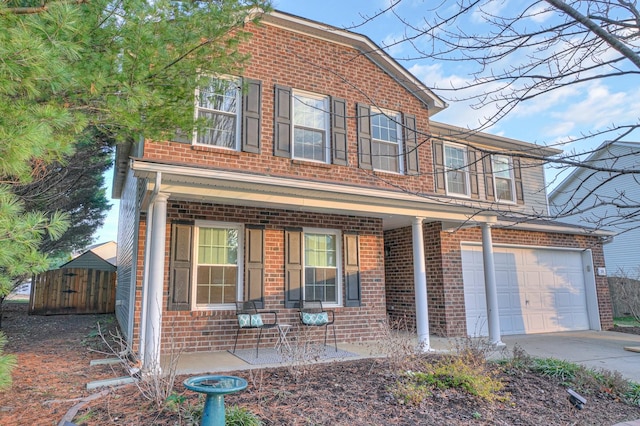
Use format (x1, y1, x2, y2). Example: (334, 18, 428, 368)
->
(344, 233, 361, 307)
(284, 228, 303, 308)
(513, 157, 525, 204)
(432, 140, 446, 193)
(274, 85, 292, 157)
(242, 78, 262, 154)
(356, 103, 373, 170)
(245, 225, 265, 308)
(468, 148, 480, 199)
(404, 113, 419, 175)
(168, 222, 193, 311)
(482, 154, 495, 201)
(331, 97, 348, 166)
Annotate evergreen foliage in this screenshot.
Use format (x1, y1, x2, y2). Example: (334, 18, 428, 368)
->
(0, 0, 270, 297)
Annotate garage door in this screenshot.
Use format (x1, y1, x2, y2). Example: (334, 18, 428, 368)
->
(462, 245, 590, 336)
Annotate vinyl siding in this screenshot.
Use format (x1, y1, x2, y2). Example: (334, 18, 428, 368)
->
(549, 143, 640, 274)
(115, 169, 143, 341)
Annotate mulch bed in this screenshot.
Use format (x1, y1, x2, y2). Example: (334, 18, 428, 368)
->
(1, 302, 640, 425)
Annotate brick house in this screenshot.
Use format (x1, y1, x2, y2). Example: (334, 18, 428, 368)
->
(112, 10, 614, 370)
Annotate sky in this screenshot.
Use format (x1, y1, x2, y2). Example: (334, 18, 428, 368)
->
(91, 0, 639, 244)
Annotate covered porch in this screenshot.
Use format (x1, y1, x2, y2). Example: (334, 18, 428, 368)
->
(130, 159, 505, 372)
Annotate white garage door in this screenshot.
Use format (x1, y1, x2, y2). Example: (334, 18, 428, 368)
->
(462, 245, 590, 336)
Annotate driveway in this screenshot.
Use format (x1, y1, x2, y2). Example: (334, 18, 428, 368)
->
(500, 330, 640, 383)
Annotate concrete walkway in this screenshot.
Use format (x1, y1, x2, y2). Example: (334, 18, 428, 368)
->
(500, 330, 640, 383)
(174, 330, 640, 383)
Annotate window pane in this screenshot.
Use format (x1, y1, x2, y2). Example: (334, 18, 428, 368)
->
(304, 233, 337, 303)
(196, 227, 238, 305)
(294, 128, 325, 161)
(196, 78, 238, 148)
(198, 228, 238, 264)
(304, 267, 336, 303)
(371, 111, 401, 172)
(444, 145, 468, 195)
(198, 78, 238, 113)
(293, 93, 328, 162)
(196, 111, 236, 148)
(305, 234, 336, 267)
(492, 155, 511, 178)
(495, 177, 513, 201)
(372, 140, 399, 173)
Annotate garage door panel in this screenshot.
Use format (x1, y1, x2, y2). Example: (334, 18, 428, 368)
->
(463, 245, 589, 336)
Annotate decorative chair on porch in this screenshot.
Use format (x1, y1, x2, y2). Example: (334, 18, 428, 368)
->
(233, 301, 278, 357)
(299, 300, 337, 351)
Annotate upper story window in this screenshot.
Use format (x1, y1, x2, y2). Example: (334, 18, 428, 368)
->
(444, 144, 470, 196)
(492, 154, 515, 202)
(371, 109, 403, 173)
(194, 77, 241, 150)
(194, 222, 243, 308)
(292, 91, 330, 163)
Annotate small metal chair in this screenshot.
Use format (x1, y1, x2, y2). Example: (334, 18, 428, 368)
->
(299, 300, 337, 351)
(233, 301, 278, 357)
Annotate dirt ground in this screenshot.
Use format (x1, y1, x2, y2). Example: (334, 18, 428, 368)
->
(1, 302, 640, 426)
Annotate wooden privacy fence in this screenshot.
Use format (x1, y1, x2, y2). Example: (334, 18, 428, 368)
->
(29, 267, 116, 315)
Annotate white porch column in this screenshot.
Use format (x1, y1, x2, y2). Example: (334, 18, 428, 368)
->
(481, 223, 504, 346)
(143, 192, 169, 372)
(412, 217, 430, 351)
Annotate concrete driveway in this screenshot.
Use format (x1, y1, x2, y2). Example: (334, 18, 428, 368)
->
(500, 330, 640, 383)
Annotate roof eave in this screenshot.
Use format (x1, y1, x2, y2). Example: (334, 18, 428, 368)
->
(260, 10, 447, 115)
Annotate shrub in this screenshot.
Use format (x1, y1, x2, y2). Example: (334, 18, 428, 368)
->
(395, 350, 508, 404)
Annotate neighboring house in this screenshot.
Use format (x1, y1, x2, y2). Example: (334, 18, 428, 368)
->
(112, 10, 614, 370)
(64, 241, 118, 270)
(549, 141, 640, 275)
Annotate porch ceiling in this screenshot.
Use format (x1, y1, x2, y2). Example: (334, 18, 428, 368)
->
(131, 159, 496, 230)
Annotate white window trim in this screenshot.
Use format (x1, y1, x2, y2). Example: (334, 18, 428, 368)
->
(492, 154, 517, 204)
(443, 142, 471, 198)
(291, 89, 330, 164)
(192, 75, 242, 151)
(192, 220, 244, 311)
(371, 107, 404, 175)
(302, 227, 342, 308)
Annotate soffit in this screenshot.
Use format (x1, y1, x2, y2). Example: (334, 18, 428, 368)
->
(131, 159, 496, 230)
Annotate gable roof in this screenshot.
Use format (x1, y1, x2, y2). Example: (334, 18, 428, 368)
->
(61, 241, 117, 271)
(548, 140, 640, 199)
(430, 121, 562, 156)
(259, 10, 447, 115)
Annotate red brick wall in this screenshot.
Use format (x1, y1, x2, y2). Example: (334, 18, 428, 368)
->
(141, 21, 434, 195)
(131, 201, 387, 354)
(384, 223, 613, 338)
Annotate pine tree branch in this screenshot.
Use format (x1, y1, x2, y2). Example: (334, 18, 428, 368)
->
(0, 0, 88, 15)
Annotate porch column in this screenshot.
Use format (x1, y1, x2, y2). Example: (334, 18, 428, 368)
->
(412, 217, 430, 351)
(143, 192, 169, 372)
(481, 223, 504, 346)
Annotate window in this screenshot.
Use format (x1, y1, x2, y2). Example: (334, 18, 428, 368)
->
(304, 231, 339, 304)
(194, 223, 243, 307)
(492, 155, 515, 202)
(194, 77, 241, 149)
(444, 144, 469, 196)
(292, 91, 330, 162)
(371, 109, 403, 173)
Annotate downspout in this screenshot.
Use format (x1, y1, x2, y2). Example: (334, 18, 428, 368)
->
(138, 172, 161, 363)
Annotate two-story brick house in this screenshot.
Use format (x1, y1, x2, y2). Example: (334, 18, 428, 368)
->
(112, 10, 614, 370)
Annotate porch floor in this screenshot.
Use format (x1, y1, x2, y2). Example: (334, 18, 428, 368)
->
(172, 335, 453, 375)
